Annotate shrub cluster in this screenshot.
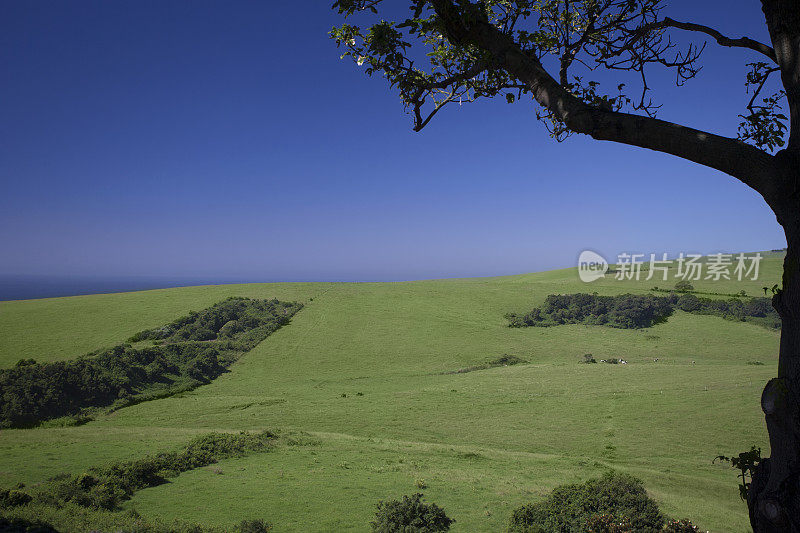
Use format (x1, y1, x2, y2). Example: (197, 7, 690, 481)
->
(507, 472, 665, 533)
(674, 280, 694, 293)
(0, 297, 302, 428)
(585, 513, 633, 533)
(664, 519, 702, 532)
(0, 432, 280, 531)
(371, 493, 454, 532)
(128, 297, 300, 346)
(36, 431, 276, 511)
(674, 293, 779, 329)
(507, 294, 674, 329)
(234, 519, 273, 533)
(0, 511, 273, 533)
(0, 516, 57, 533)
(444, 354, 527, 374)
(508, 293, 779, 330)
(0, 487, 32, 508)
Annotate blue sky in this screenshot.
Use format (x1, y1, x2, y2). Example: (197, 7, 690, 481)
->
(0, 0, 786, 282)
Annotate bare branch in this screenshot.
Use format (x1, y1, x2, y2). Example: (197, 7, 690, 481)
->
(648, 17, 776, 62)
(413, 91, 457, 131)
(746, 65, 781, 113)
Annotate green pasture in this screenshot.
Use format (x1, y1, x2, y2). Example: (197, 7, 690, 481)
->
(0, 252, 784, 531)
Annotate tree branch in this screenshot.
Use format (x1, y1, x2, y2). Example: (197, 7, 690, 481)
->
(652, 17, 776, 62)
(430, 0, 781, 206)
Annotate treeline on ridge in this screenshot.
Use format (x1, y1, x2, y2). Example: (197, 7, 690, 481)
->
(507, 292, 779, 329)
(0, 297, 302, 429)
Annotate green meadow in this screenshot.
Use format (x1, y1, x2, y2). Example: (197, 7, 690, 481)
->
(0, 252, 785, 531)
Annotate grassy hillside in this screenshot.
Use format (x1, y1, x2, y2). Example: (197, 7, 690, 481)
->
(0, 253, 785, 531)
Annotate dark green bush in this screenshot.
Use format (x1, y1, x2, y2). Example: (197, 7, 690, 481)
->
(0, 516, 57, 532)
(490, 354, 526, 366)
(507, 294, 675, 329)
(371, 493, 454, 532)
(507, 472, 664, 533)
(677, 294, 779, 329)
(0, 487, 32, 507)
(235, 519, 273, 533)
(43, 431, 276, 510)
(219, 320, 241, 338)
(664, 519, 701, 532)
(0, 297, 302, 428)
(509, 293, 779, 331)
(585, 514, 633, 533)
(674, 280, 694, 293)
(675, 294, 701, 312)
(444, 354, 527, 375)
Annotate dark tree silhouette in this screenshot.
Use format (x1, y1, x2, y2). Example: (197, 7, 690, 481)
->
(331, 1, 800, 531)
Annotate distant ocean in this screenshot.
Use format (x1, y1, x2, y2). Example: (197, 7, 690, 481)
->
(0, 275, 261, 302)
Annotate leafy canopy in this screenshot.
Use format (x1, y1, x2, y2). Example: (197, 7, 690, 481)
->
(331, 0, 786, 149)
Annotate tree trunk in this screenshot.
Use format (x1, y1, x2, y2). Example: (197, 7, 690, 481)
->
(750, 210, 800, 532)
(749, 3, 800, 525)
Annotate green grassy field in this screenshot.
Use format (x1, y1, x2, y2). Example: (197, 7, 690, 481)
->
(0, 252, 785, 531)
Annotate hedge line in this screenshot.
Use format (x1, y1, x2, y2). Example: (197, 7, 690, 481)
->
(0, 297, 302, 428)
(508, 292, 779, 330)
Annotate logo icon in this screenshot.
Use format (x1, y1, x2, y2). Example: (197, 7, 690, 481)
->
(578, 250, 608, 282)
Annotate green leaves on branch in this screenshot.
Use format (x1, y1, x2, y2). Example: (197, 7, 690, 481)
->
(715, 446, 763, 501)
(737, 62, 787, 151)
(331, 0, 789, 152)
(332, 0, 382, 15)
(329, 0, 691, 133)
(331, 2, 521, 130)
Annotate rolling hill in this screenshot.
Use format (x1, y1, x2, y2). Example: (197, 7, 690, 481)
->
(0, 252, 785, 531)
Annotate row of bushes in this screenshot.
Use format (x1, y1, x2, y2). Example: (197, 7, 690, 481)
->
(508, 292, 779, 330)
(368, 472, 702, 532)
(442, 354, 527, 374)
(128, 297, 301, 346)
(0, 514, 271, 533)
(0, 516, 58, 532)
(674, 293, 779, 329)
(0, 297, 302, 428)
(44, 431, 277, 510)
(507, 294, 674, 329)
(3, 467, 701, 532)
(0, 431, 276, 514)
(0, 432, 284, 531)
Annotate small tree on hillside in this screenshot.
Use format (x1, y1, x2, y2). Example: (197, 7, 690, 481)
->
(371, 493, 454, 532)
(331, 1, 800, 530)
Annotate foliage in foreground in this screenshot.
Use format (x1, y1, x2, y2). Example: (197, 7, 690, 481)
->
(0, 509, 273, 533)
(664, 519, 703, 532)
(0, 516, 58, 532)
(508, 293, 779, 330)
(0, 431, 282, 531)
(715, 446, 763, 501)
(0, 297, 302, 428)
(371, 493, 454, 532)
(585, 513, 634, 532)
(507, 472, 665, 533)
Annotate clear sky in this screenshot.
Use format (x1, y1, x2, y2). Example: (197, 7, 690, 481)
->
(0, 0, 786, 282)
